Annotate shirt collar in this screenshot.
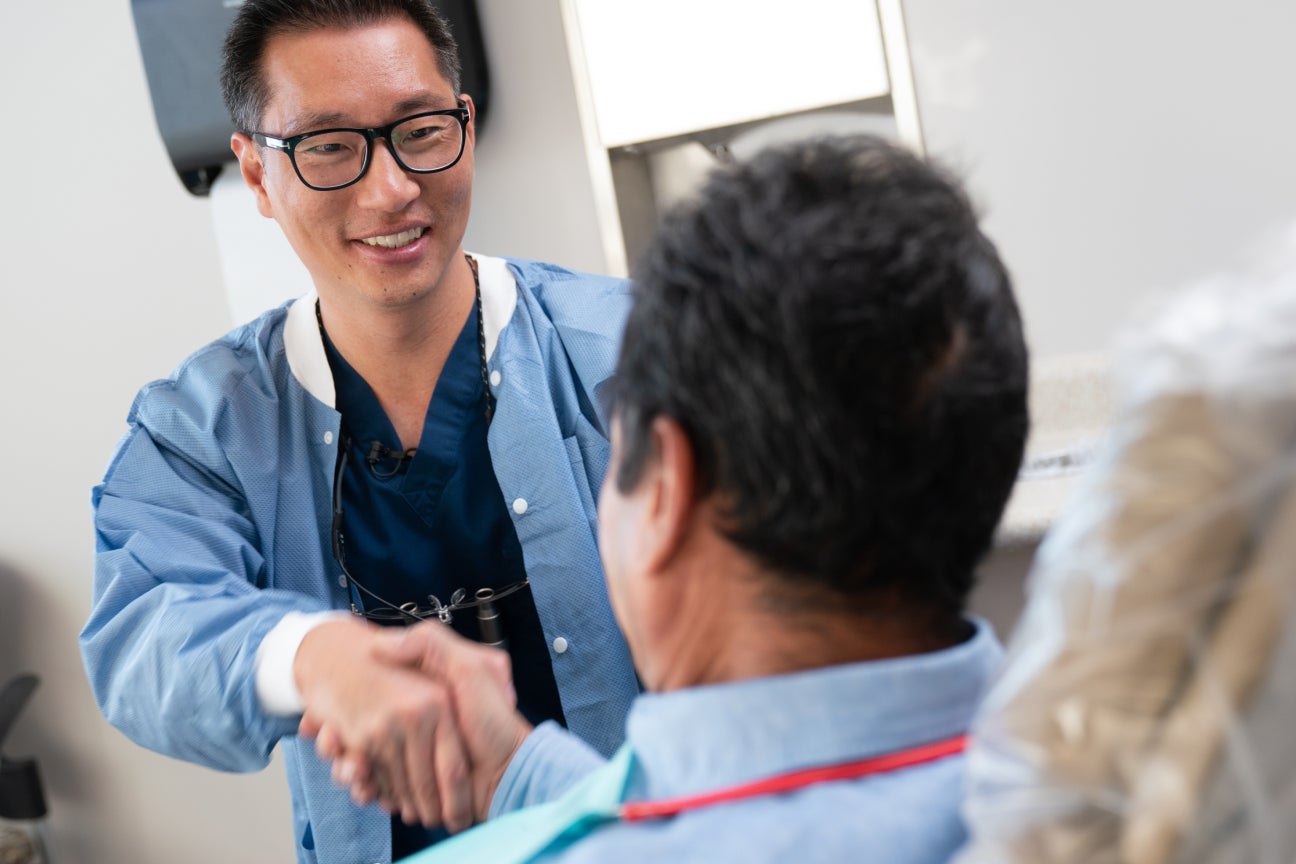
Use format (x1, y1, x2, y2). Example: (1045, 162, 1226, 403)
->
(282, 252, 519, 406)
(623, 617, 1002, 801)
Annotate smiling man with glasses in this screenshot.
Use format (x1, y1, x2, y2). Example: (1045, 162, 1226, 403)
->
(80, 2, 639, 863)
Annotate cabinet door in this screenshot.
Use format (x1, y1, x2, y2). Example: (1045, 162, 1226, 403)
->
(569, 0, 891, 147)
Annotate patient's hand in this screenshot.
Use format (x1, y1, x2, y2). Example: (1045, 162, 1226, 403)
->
(303, 621, 532, 828)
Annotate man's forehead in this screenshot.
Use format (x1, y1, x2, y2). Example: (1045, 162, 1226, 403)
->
(257, 21, 453, 133)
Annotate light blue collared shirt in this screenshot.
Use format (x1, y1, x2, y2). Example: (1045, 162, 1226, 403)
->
(409, 618, 1003, 864)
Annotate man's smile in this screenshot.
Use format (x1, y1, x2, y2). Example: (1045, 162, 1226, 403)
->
(359, 226, 426, 249)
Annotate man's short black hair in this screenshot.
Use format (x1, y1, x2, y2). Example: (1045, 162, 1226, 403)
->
(613, 135, 1029, 616)
(220, 0, 462, 134)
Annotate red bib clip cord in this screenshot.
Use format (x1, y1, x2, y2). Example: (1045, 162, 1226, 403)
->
(619, 734, 968, 822)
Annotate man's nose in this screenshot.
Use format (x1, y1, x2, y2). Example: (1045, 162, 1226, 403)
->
(356, 138, 420, 210)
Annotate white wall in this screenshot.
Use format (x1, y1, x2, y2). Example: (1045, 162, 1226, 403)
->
(0, 1, 297, 862)
(465, 0, 609, 273)
(903, 0, 1296, 360)
(900, 1, 1296, 603)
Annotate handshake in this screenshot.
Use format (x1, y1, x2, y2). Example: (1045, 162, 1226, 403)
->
(293, 617, 532, 833)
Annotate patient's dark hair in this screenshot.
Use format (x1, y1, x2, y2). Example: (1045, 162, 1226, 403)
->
(221, 0, 462, 133)
(613, 135, 1029, 615)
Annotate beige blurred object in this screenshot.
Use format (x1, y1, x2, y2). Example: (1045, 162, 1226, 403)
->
(1120, 477, 1295, 862)
(958, 249, 1296, 864)
(0, 826, 39, 864)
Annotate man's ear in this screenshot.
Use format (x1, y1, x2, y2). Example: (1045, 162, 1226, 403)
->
(230, 132, 275, 219)
(459, 93, 477, 152)
(640, 416, 697, 576)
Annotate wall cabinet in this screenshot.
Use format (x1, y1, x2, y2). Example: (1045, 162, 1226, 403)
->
(490, 0, 925, 275)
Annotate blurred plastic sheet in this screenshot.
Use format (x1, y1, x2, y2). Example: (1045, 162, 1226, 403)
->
(958, 233, 1296, 864)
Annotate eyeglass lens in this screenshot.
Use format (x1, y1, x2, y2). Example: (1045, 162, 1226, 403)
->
(295, 113, 464, 189)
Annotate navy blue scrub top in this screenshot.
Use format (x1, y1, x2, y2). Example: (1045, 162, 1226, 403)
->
(320, 297, 566, 857)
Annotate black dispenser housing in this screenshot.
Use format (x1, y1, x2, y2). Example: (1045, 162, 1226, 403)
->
(0, 675, 47, 823)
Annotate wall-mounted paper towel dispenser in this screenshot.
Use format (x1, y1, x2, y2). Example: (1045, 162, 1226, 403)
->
(131, 0, 491, 196)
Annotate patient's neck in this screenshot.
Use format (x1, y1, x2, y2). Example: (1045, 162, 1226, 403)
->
(649, 575, 969, 692)
(754, 606, 970, 675)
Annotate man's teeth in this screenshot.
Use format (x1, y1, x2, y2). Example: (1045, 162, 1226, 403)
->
(361, 227, 424, 249)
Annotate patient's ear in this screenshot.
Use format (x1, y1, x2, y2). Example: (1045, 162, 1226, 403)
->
(640, 416, 697, 576)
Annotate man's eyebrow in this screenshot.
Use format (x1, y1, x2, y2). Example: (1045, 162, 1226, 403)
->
(392, 95, 455, 116)
(282, 97, 457, 136)
(279, 110, 349, 136)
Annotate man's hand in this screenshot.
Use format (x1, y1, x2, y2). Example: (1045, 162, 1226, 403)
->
(305, 620, 533, 828)
(292, 617, 473, 832)
(377, 622, 534, 822)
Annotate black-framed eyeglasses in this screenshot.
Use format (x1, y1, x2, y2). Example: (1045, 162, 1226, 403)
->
(330, 433, 528, 634)
(252, 103, 471, 191)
